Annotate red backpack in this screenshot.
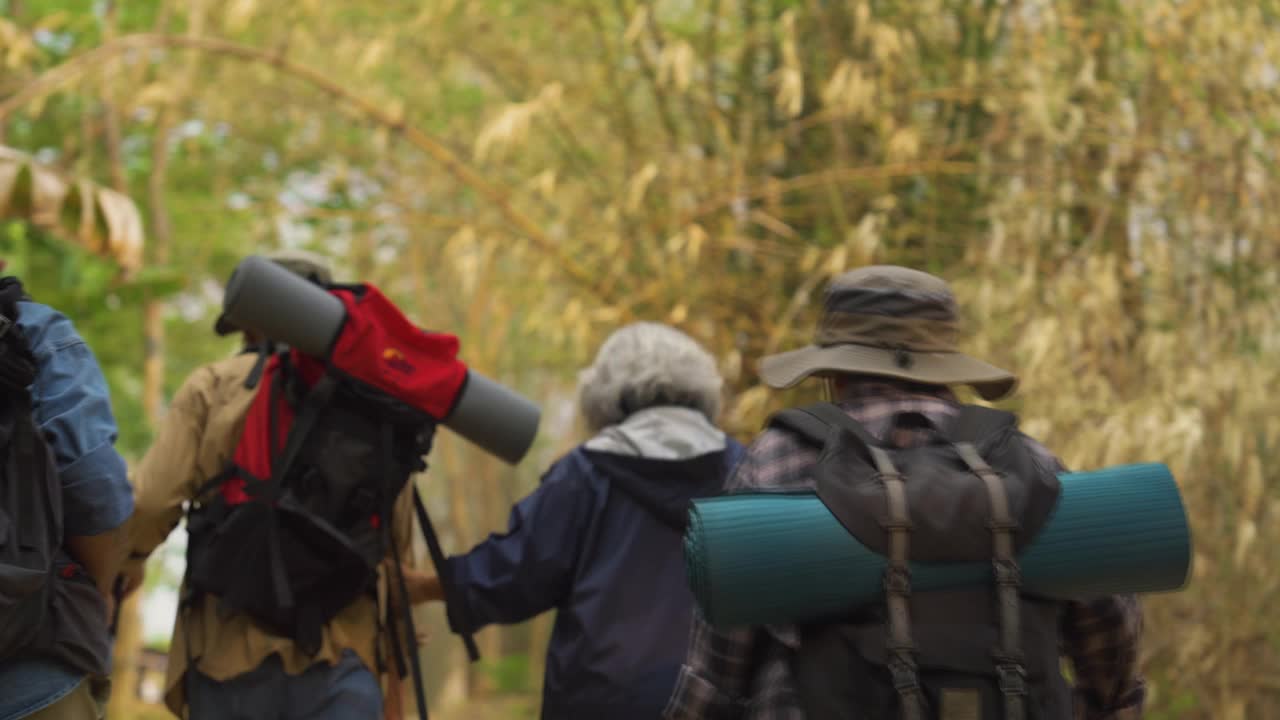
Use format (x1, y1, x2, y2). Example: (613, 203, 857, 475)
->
(185, 283, 476, 719)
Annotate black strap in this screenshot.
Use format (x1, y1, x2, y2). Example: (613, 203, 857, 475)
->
(267, 518, 294, 611)
(177, 561, 203, 719)
(390, 549, 428, 720)
(377, 472, 409, 705)
(0, 276, 29, 321)
(183, 605, 200, 719)
(383, 424, 430, 720)
(266, 360, 284, 458)
(269, 374, 337, 487)
(242, 342, 275, 390)
(190, 465, 252, 504)
(413, 486, 481, 662)
(0, 278, 36, 395)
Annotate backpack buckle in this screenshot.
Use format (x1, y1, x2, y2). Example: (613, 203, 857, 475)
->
(992, 559, 1021, 586)
(887, 650, 920, 692)
(995, 662, 1027, 696)
(876, 468, 907, 486)
(881, 516, 913, 532)
(883, 565, 913, 596)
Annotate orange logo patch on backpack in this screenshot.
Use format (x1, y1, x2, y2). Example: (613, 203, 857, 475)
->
(382, 347, 414, 373)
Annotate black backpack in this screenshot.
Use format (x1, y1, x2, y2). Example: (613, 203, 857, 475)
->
(766, 402, 1072, 720)
(184, 347, 475, 719)
(0, 277, 64, 663)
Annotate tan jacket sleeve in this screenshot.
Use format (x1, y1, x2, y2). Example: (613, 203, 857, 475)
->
(126, 366, 215, 561)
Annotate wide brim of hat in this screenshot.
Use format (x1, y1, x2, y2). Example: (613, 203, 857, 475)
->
(759, 343, 1018, 401)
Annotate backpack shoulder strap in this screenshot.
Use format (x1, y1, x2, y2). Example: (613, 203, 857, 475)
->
(0, 278, 37, 395)
(767, 402, 882, 450)
(949, 404, 1019, 446)
(0, 276, 31, 315)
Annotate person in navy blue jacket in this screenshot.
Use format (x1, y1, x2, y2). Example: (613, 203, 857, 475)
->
(402, 322, 744, 719)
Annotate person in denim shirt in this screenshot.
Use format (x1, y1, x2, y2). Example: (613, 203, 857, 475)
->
(0, 296, 133, 720)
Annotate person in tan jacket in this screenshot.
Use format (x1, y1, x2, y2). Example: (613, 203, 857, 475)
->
(118, 251, 416, 719)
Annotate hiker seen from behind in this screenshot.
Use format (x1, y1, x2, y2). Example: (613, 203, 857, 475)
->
(401, 322, 746, 720)
(663, 266, 1145, 720)
(118, 251, 423, 720)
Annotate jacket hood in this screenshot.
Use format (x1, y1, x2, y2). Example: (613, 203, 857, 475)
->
(581, 406, 741, 530)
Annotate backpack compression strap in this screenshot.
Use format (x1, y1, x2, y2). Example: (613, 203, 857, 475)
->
(868, 446, 924, 720)
(770, 403, 925, 719)
(955, 443, 1027, 720)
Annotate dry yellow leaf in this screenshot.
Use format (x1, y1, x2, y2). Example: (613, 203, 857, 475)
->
(225, 0, 258, 32)
(626, 163, 660, 212)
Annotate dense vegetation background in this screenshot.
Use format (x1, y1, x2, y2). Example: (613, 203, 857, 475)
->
(2, 0, 1277, 717)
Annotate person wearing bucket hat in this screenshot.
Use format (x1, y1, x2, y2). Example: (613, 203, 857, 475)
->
(664, 266, 1146, 720)
(117, 250, 414, 720)
(758, 265, 1018, 400)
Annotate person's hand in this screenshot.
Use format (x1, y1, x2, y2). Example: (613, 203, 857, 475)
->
(383, 559, 445, 604)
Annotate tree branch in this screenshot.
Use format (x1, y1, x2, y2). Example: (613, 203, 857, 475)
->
(679, 160, 984, 224)
(0, 32, 619, 310)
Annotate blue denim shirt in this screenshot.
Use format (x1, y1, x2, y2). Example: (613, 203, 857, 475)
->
(0, 300, 132, 720)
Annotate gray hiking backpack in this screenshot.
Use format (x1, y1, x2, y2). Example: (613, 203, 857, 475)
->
(0, 277, 64, 663)
(766, 402, 1072, 720)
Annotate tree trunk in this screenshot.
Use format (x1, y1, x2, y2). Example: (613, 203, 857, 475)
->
(94, 6, 145, 716)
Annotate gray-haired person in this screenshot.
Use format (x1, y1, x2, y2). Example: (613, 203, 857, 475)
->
(403, 322, 746, 720)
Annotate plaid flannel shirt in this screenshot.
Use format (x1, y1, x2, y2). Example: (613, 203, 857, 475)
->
(663, 381, 1146, 720)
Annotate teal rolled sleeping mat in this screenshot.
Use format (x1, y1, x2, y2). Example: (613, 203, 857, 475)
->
(684, 463, 1192, 628)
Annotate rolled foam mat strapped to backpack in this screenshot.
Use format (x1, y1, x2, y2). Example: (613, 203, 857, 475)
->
(685, 462, 1192, 628)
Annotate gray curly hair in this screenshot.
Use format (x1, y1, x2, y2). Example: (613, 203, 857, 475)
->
(577, 322, 724, 433)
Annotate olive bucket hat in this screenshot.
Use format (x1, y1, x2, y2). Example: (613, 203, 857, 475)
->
(213, 249, 334, 336)
(758, 265, 1018, 401)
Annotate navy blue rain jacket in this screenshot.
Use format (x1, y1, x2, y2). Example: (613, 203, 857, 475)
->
(443, 409, 745, 719)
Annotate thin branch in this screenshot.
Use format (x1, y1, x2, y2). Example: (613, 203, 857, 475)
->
(0, 32, 619, 311)
(581, 0, 641, 170)
(645, 2, 702, 149)
(701, 0, 723, 151)
(612, 0, 681, 147)
(679, 160, 984, 224)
